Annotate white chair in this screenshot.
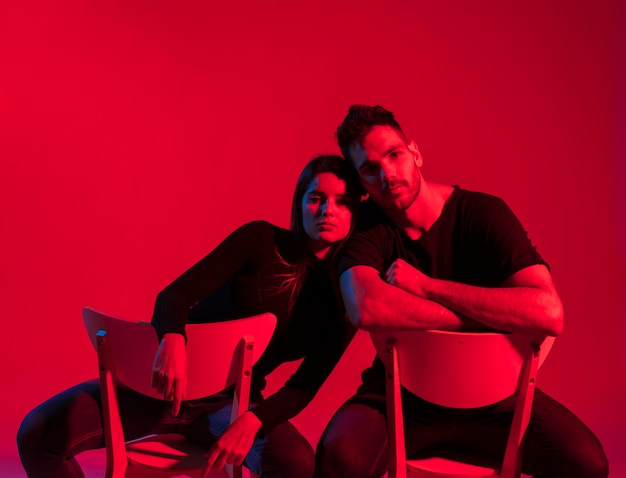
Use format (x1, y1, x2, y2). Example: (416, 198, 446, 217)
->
(370, 329, 554, 478)
(83, 306, 276, 478)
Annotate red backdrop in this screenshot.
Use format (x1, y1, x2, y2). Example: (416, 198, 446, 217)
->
(1, 1, 624, 474)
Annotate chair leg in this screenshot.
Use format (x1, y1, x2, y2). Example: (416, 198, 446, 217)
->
(384, 339, 407, 478)
(501, 342, 540, 478)
(96, 330, 129, 478)
(227, 336, 255, 478)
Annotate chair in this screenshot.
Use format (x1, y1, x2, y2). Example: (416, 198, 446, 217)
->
(370, 329, 555, 478)
(83, 306, 276, 478)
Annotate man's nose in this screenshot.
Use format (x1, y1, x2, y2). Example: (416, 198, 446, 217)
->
(380, 164, 394, 183)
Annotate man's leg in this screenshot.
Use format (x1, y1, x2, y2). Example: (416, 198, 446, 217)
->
(519, 389, 608, 478)
(314, 387, 389, 478)
(441, 388, 609, 478)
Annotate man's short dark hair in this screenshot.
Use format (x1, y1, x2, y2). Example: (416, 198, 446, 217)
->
(336, 104, 408, 162)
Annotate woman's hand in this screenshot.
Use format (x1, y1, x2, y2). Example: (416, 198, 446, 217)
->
(151, 333, 187, 416)
(201, 411, 262, 476)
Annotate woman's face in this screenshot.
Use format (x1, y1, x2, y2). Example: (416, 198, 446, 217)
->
(301, 172, 353, 259)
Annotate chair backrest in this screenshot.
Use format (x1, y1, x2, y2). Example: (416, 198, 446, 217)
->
(83, 307, 276, 400)
(370, 329, 554, 408)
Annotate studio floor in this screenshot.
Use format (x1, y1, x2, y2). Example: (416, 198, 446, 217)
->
(3, 448, 624, 478)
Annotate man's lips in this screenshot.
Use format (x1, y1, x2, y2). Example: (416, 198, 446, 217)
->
(383, 182, 405, 196)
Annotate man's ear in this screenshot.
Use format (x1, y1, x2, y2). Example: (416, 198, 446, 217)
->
(408, 141, 423, 167)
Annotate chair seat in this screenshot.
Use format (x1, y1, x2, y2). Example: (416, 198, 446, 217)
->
(407, 456, 499, 477)
(126, 434, 208, 471)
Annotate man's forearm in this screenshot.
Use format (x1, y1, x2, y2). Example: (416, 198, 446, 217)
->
(342, 268, 476, 332)
(421, 276, 563, 336)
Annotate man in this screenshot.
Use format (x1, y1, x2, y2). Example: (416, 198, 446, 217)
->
(314, 105, 608, 478)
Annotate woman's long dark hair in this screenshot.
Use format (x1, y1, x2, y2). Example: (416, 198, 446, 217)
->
(291, 154, 362, 243)
(276, 154, 363, 313)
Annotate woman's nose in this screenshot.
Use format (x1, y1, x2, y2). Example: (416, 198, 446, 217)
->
(321, 201, 334, 216)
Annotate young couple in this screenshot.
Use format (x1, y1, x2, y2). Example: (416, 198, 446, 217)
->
(18, 105, 608, 478)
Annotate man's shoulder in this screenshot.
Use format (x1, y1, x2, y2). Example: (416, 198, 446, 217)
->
(451, 185, 505, 205)
(355, 199, 393, 231)
(448, 186, 511, 218)
(343, 200, 403, 262)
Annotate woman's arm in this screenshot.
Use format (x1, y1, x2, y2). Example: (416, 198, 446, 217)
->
(151, 221, 267, 340)
(150, 221, 271, 411)
(250, 319, 356, 430)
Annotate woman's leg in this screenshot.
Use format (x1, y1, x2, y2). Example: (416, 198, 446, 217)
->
(17, 378, 173, 478)
(187, 400, 315, 478)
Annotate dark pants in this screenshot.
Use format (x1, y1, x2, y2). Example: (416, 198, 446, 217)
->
(314, 382, 608, 478)
(17, 379, 314, 478)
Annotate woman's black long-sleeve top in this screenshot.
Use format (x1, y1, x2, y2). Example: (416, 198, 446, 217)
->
(151, 220, 355, 431)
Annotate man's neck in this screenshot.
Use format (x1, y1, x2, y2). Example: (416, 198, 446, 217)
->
(386, 181, 453, 240)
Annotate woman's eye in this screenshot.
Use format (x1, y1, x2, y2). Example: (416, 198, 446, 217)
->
(361, 165, 376, 175)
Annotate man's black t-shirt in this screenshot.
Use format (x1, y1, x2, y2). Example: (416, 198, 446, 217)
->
(338, 186, 546, 384)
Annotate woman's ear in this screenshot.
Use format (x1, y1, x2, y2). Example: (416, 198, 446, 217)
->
(408, 141, 423, 167)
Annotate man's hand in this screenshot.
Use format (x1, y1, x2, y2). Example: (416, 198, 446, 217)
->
(202, 411, 262, 477)
(151, 333, 187, 416)
(385, 258, 430, 297)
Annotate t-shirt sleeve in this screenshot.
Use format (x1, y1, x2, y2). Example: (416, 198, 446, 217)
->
(150, 221, 272, 341)
(338, 226, 387, 277)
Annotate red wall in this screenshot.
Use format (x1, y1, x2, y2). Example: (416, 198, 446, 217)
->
(1, 0, 624, 473)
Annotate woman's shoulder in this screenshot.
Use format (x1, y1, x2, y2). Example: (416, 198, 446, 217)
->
(233, 220, 301, 252)
(234, 220, 287, 238)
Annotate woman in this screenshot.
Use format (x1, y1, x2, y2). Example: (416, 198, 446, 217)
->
(17, 155, 362, 478)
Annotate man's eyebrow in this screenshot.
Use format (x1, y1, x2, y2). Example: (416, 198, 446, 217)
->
(383, 144, 403, 156)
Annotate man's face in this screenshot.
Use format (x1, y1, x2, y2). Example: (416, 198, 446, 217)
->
(349, 125, 423, 212)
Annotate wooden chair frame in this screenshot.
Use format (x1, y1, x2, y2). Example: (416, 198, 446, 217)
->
(83, 307, 276, 478)
(370, 330, 554, 478)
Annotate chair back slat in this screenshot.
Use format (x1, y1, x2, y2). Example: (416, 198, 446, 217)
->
(370, 330, 553, 409)
(83, 307, 276, 400)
